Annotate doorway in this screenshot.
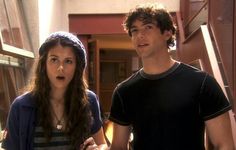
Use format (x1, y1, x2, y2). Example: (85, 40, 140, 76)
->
(99, 49, 138, 113)
(88, 42, 140, 114)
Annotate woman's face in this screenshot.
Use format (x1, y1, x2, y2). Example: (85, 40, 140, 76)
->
(46, 44, 76, 91)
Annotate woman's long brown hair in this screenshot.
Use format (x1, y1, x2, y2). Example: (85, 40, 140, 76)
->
(31, 35, 91, 148)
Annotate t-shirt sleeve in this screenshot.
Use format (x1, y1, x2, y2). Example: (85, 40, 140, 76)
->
(199, 74, 232, 120)
(88, 90, 103, 134)
(109, 87, 130, 126)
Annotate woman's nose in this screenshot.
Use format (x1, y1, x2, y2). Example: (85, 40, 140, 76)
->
(57, 65, 63, 71)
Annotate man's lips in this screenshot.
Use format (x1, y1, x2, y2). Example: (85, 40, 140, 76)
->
(138, 43, 149, 47)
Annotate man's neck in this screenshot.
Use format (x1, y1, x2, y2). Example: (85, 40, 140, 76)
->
(142, 56, 176, 75)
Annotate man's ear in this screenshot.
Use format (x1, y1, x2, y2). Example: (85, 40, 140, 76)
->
(163, 30, 172, 40)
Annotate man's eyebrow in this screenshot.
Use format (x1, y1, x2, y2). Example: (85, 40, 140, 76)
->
(143, 22, 155, 25)
(130, 25, 137, 29)
(130, 23, 154, 29)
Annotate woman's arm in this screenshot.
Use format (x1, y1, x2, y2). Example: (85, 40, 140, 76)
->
(81, 127, 108, 150)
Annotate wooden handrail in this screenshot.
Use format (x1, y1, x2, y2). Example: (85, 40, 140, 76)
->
(184, 1, 208, 29)
(201, 25, 227, 98)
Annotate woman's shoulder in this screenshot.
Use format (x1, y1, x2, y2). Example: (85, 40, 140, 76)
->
(87, 89, 96, 97)
(11, 92, 35, 108)
(86, 90, 99, 107)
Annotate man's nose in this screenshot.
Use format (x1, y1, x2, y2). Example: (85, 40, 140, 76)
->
(137, 29, 145, 38)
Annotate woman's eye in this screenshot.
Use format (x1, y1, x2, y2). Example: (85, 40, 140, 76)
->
(50, 57, 58, 63)
(65, 59, 73, 64)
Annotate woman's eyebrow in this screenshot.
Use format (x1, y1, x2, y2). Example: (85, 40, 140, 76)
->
(48, 54, 58, 57)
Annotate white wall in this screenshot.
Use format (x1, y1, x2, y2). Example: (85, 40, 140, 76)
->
(38, 0, 180, 44)
(22, 0, 39, 53)
(39, 0, 67, 44)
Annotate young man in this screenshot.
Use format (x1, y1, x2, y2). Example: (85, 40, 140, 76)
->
(109, 3, 235, 150)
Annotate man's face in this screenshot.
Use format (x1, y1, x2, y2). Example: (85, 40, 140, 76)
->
(130, 19, 169, 59)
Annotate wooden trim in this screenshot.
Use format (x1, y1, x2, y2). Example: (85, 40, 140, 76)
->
(176, 12, 185, 42)
(234, 0, 236, 112)
(190, 0, 205, 3)
(95, 40, 100, 97)
(69, 14, 126, 35)
(180, 0, 190, 25)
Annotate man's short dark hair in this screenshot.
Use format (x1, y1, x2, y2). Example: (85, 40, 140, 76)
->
(123, 3, 176, 47)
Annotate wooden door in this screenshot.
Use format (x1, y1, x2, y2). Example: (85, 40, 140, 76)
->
(99, 50, 137, 113)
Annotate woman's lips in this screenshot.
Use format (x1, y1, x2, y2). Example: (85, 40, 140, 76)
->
(56, 76, 65, 80)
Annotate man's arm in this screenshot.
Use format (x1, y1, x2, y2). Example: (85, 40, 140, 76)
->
(205, 112, 235, 150)
(110, 123, 131, 150)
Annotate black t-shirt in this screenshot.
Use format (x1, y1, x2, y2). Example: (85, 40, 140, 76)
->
(109, 62, 231, 150)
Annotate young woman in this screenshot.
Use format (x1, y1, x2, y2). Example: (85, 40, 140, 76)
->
(2, 31, 107, 150)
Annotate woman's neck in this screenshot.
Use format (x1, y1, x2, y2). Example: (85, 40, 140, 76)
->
(50, 88, 65, 103)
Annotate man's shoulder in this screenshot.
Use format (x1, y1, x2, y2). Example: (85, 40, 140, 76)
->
(178, 62, 207, 77)
(116, 70, 141, 89)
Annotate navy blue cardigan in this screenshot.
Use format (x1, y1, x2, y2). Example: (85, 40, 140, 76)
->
(2, 90, 102, 150)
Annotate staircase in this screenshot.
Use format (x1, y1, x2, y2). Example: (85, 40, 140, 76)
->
(176, 0, 236, 148)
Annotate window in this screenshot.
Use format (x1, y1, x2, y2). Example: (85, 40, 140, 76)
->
(0, 0, 34, 58)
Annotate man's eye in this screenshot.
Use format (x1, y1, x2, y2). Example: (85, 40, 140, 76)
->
(130, 29, 138, 33)
(145, 25, 153, 30)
